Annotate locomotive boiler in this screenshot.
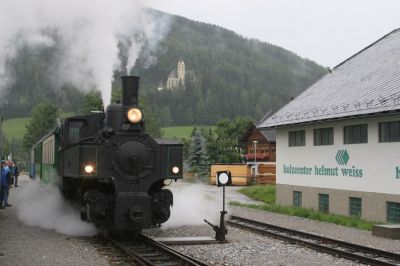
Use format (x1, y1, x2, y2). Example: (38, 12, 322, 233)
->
(31, 76, 183, 235)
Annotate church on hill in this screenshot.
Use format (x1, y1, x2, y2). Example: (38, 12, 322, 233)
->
(165, 59, 195, 90)
(166, 59, 185, 89)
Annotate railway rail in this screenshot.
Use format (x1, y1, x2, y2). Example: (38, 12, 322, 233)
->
(94, 233, 208, 266)
(228, 215, 400, 266)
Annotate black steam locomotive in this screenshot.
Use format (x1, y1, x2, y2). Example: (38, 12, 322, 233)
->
(31, 76, 183, 234)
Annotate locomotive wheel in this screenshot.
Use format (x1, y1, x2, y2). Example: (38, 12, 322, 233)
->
(152, 189, 173, 224)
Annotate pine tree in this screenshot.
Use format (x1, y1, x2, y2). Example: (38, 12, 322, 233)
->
(187, 130, 209, 178)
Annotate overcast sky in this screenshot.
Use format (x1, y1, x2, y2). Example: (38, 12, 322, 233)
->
(148, 0, 400, 68)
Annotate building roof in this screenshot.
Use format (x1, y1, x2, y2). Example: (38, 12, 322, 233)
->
(258, 29, 400, 129)
(261, 129, 276, 142)
(239, 124, 276, 143)
(155, 138, 181, 145)
(168, 69, 178, 79)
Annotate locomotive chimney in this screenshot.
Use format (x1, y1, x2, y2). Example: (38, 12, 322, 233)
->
(122, 76, 139, 107)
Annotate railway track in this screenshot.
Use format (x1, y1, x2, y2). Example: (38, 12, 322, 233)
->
(93, 233, 208, 266)
(228, 215, 400, 266)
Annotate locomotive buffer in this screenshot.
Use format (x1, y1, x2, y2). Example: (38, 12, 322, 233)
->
(204, 170, 232, 243)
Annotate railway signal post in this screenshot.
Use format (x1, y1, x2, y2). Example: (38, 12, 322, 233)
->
(204, 170, 232, 243)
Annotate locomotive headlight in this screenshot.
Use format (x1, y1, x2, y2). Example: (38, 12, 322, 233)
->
(127, 108, 142, 124)
(84, 164, 95, 174)
(172, 166, 180, 174)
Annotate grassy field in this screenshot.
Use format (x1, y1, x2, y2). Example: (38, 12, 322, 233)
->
(2, 112, 75, 141)
(2, 117, 30, 140)
(234, 185, 376, 231)
(161, 125, 214, 139)
(2, 115, 212, 141)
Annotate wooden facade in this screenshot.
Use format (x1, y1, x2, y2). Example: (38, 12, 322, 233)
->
(240, 125, 276, 162)
(208, 125, 277, 186)
(210, 164, 251, 186)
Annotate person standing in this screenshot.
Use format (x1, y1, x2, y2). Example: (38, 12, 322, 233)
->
(0, 161, 11, 208)
(0, 162, 4, 209)
(1, 161, 11, 208)
(14, 162, 19, 187)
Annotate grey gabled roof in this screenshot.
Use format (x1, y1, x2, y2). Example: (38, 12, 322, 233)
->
(258, 29, 400, 129)
(261, 129, 276, 142)
(168, 69, 178, 79)
(155, 138, 181, 145)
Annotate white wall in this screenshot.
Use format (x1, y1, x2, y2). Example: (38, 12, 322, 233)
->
(276, 114, 400, 195)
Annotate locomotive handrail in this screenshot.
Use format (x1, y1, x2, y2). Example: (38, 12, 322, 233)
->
(59, 134, 100, 151)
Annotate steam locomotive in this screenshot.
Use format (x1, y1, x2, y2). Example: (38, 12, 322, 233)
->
(31, 76, 183, 235)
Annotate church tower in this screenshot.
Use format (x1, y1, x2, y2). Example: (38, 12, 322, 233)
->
(177, 59, 185, 85)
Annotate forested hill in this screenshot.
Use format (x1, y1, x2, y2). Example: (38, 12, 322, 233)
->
(1, 10, 326, 125)
(133, 13, 327, 126)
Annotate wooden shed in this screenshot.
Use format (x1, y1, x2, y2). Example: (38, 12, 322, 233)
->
(209, 164, 251, 186)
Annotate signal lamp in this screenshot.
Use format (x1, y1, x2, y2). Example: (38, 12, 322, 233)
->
(127, 108, 142, 124)
(172, 166, 180, 174)
(84, 164, 95, 174)
(216, 171, 232, 187)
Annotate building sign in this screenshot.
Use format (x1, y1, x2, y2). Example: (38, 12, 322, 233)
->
(335, 149, 349, 165)
(283, 149, 363, 178)
(396, 167, 400, 179)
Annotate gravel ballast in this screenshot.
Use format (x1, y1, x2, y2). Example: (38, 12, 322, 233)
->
(0, 175, 109, 266)
(2, 176, 400, 265)
(144, 180, 400, 265)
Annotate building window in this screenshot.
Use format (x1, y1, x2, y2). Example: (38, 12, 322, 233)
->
(293, 191, 302, 207)
(289, 130, 305, 147)
(318, 194, 329, 213)
(344, 124, 368, 144)
(314, 127, 334, 146)
(379, 121, 400, 142)
(387, 202, 400, 223)
(349, 197, 362, 217)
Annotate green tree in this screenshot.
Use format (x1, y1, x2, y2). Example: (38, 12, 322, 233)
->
(23, 103, 59, 149)
(82, 90, 103, 114)
(1, 133, 9, 160)
(207, 116, 253, 163)
(139, 96, 161, 138)
(158, 106, 173, 126)
(187, 130, 209, 177)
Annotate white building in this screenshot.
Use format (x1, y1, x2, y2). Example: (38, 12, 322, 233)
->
(166, 59, 185, 89)
(258, 29, 400, 223)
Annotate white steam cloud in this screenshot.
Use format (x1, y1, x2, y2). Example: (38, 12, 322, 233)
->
(0, 0, 170, 107)
(163, 182, 225, 228)
(14, 179, 97, 236)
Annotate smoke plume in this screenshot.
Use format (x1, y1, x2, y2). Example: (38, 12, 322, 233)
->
(163, 182, 225, 228)
(14, 179, 97, 236)
(0, 0, 170, 107)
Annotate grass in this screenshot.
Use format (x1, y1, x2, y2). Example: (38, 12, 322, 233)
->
(2, 117, 30, 140)
(2, 112, 74, 141)
(161, 125, 215, 139)
(233, 185, 377, 231)
(2, 115, 213, 141)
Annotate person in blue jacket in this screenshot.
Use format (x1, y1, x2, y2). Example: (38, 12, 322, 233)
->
(0, 161, 11, 209)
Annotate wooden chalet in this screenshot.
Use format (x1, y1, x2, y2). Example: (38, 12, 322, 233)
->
(209, 124, 276, 186)
(239, 124, 276, 163)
